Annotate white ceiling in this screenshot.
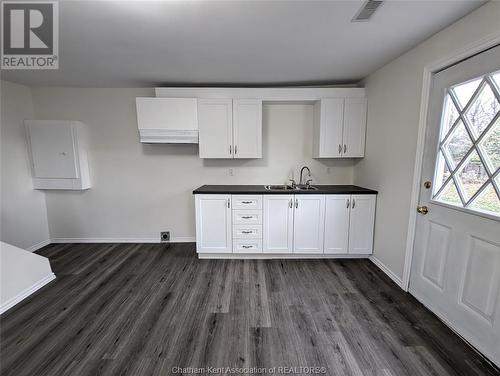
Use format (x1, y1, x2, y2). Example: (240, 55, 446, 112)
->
(1, 0, 486, 87)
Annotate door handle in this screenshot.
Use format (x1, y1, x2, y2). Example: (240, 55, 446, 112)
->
(352, 199, 355, 209)
(289, 199, 293, 208)
(241, 216, 253, 219)
(235, 145, 237, 155)
(344, 144, 347, 153)
(417, 206, 429, 215)
(227, 199, 230, 208)
(295, 199, 298, 209)
(338, 144, 342, 154)
(346, 199, 350, 208)
(229, 145, 232, 155)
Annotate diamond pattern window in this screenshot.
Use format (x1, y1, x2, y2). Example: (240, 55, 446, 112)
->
(433, 70, 500, 217)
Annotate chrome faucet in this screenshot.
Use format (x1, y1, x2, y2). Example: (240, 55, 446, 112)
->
(299, 166, 311, 186)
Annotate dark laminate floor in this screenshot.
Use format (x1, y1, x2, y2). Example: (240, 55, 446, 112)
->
(1, 243, 498, 376)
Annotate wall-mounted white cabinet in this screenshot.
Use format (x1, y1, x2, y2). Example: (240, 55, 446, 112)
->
(198, 98, 262, 159)
(135, 98, 198, 143)
(313, 97, 367, 158)
(196, 193, 376, 257)
(24, 120, 91, 190)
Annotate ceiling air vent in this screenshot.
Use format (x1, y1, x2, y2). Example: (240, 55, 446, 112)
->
(352, 0, 384, 22)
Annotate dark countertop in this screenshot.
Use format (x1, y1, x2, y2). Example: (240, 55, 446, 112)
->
(193, 185, 377, 195)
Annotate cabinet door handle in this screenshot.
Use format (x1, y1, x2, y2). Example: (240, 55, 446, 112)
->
(344, 144, 347, 153)
(295, 199, 298, 209)
(352, 199, 355, 209)
(346, 199, 350, 208)
(242, 245, 252, 249)
(338, 144, 342, 154)
(241, 230, 253, 234)
(229, 145, 232, 155)
(227, 199, 230, 208)
(241, 201, 253, 204)
(235, 145, 238, 155)
(242, 216, 253, 219)
(289, 199, 293, 208)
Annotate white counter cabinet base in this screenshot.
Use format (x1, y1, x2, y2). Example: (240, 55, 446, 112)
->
(195, 192, 376, 258)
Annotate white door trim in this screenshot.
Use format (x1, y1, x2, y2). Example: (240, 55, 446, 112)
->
(402, 31, 500, 292)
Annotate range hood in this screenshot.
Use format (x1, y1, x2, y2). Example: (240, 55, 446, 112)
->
(136, 97, 198, 143)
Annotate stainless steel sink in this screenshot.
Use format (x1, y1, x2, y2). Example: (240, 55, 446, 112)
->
(264, 185, 294, 190)
(295, 185, 318, 191)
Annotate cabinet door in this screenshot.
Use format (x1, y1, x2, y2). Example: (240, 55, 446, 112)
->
(263, 195, 294, 253)
(198, 99, 233, 158)
(233, 99, 262, 158)
(342, 97, 367, 158)
(293, 195, 325, 254)
(324, 195, 350, 254)
(313, 98, 344, 158)
(348, 195, 376, 254)
(26, 121, 78, 179)
(195, 194, 232, 253)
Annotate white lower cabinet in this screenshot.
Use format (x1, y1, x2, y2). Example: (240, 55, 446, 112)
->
(348, 195, 376, 254)
(195, 193, 375, 256)
(263, 195, 294, 253)
(324, 195, 351, 254)
(293, 195, 325, 254)
(195, 194, 232, 253)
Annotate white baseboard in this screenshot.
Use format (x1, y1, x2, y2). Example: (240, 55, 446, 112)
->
(0, 273, 56, 315)
(50, 236, 196, 244)
(25, 239, 51, 252)
(369, 256, 404, 289)
(198, 253, 370, 259)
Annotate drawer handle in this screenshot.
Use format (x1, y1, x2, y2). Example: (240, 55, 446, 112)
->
(241, 216, 253, 219)
(242, 245, 253, 249)
(241, 230, 253, 234)
(241, 201, 253, 204)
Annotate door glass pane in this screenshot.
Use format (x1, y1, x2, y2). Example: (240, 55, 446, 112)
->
(456, 150, 489, 202)
(433, 70, 500, 218)
(441, 94, 459, 136)
(464, 83, 500, 138)
(436, 180, 461, 206)
(470, 184, 500, 215)
(452, 77, 481, 109)
(443, 121, 472, 168)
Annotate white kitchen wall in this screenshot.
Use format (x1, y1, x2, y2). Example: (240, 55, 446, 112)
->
(354, 1, 500, 283)
(0, 81, 50, 251)
(30, 87, 354, 241)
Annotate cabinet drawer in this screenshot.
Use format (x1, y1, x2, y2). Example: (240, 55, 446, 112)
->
(233, 239, 263, 253)
(232, 210, 262, 225)
(231, 195, 262, 210)
(233, 225, 262, 239)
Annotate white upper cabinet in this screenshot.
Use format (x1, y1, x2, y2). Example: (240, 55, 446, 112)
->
(195, 194, 232, 253)
(313, 97, 367, 158)
(343, 97, 367, 157)
(324, 195, 351, 254)
(198, 98, 262, 159)
(25, 120, 91, 190)
(233, 99, 262, 158)
(293, 195, 325, 254)
(348, 194, 376, 254)
(198, 99, 233, 158)
(135, 98, 198, 143)
(263, 195, 294, 253)
(313, 98, 344, 158)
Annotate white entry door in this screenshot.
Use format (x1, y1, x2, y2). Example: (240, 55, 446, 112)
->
(410, 46, 500, 366)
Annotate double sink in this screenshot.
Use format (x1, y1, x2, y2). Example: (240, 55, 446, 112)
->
(264, 184, 318, 191)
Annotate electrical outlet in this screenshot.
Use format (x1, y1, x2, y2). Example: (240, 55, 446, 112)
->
(229, 168, 234, 176)
(160, 231, 170, 242)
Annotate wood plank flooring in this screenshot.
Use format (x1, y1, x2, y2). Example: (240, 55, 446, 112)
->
(1, 243, 498, 376)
